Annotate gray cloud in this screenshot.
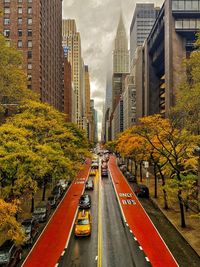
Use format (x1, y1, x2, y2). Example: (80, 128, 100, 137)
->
(63, 0, 164, 137)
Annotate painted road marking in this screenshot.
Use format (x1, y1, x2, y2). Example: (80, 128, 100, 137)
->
(61, 250, 65, 256)
(139, 246, 143, 250)
(98, 166, 102, 267)
(122, 199, 136, 205)
(95, 256, 98, 261)
(145, 257, 150, 262)
(119, 193, 133, 198)
(130, 230, 133, 233)
(55, 264, 59, 267)
(134, 237, 137, 241)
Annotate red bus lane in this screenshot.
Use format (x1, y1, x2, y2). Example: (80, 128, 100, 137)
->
(109, 156, 178, 267)
(22, 161, 90, 267)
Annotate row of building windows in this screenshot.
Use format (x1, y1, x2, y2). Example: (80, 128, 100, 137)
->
(4, 18, 32, 25)
(172, 0, 200, 11)
(4, 7, 32, 14)
(175, 18, 200, 28)
(4, 29, 32, 37)
(4, 0, 32, 3)
(17, 40, 32, 48)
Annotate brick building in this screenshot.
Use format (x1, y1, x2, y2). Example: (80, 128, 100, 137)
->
(0, 0, 63, 111)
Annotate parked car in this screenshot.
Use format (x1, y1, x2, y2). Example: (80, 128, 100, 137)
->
(58, 180, 68, 191)
(0, 240, 22, 267)
(74, 210, 92, 237)
(85, 179, 94, 190)
(125, 172, 136, 183)
(52, 185, 63, 201)
(48, 195, 59, 208)
(32, 205, 50, 222)
(119, 165, 127, 173)
(134, 184, 149, 198)
(101, 161, 108, 169)
(21, 218, 39, 245)
(79, 194, 91, 209)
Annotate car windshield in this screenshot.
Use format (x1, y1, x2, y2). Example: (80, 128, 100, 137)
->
(34, 207, 46, 214)
(48, 197, 54, 201)
(77, 219, 89, 225)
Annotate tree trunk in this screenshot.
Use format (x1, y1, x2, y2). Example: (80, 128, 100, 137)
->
(131, 160, 133, 173)
(178, 190, 186, 228)
(134, 161, 138, 182)
(140, 162, 143, 182)
(154, 163, 158, 199)
(42, 181, 46, 201)
(157, 165, 168, 209)
(31, 193, 35, 213)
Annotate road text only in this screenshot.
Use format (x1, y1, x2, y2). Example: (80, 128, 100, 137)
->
(119, 193, 136, 205)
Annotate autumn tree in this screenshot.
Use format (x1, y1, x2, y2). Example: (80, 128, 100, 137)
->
(136, 114, 199, 227)
(0, 199, 24, 244)
(0, 34, 37, 117)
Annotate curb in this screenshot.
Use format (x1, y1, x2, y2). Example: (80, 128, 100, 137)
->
(149, 196, 200, 258)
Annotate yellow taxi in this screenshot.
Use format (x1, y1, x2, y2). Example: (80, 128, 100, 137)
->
(74, 210, 92, 237)
(90, 168, 96, 176)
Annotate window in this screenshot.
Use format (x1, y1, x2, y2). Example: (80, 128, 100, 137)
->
(4, 18, 10, 25)
(4, 0, 11, 3)
(4, 7, 10, 14)
(18, 18, 22, 25)
(183, 19, 190, 28)
(28, 0, 32, 2)
(27, 74, 32, 81)
(27, 29, 32, 36)
(27, 63, 32, 70)
(28, 40, 32, 48)
(18, 7, 22, 14)
(27, 51, 32, 59)
(3, 29, 10, 37)
(28, 7, 32, 14)
(175, 20, 183, 29)
(18, 0, 22, 2)
(18, 40, 22, 48)
(27, 18, 32, 25)
(18, 30, 22, 37)
(28, 84, 32, 89)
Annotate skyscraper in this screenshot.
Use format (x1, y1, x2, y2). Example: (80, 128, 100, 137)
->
(113, 13, 129, 74)
(0, 0, 63, 111)
(112, 13, 129, 112)
(62, 19, 82, 126)
(130, 3, 159, 64)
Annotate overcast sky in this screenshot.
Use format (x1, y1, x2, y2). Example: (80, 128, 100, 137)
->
(63, 0, 164, 138)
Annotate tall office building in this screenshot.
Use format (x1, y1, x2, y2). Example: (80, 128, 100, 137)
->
(0, 0, 63, 111)
(62, 19, 82, 126)
(112, 13, 129, 112)
(113, 13, 129, 74)
(130, 3, 159, 64)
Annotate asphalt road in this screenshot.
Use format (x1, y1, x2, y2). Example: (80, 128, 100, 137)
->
(59, 171, 99, 267)
(59, 166, 151, 267)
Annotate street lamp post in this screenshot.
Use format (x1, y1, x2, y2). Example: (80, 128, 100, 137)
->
(193, 145, 200, 211)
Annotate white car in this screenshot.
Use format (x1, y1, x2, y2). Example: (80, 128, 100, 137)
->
(58, 180, 68, 190)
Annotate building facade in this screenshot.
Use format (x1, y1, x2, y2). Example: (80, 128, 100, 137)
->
(130, 3, 159, 65)
(0, 0, 63, 111)
(62, 19, 82, 126)
(144, 0, 200, 117)
(123, 75, 136, 130)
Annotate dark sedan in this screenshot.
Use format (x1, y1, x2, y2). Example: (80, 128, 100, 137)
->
(134, 184, 149, 198)
(79, 194, 91, 209)
(85, 180, 94, 190)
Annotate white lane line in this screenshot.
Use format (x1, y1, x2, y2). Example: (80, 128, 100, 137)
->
(61, 250, 65, 256)
(95, 256, 98, 261)
(130, 230, 133, 233)
(134, 237, 137, 241)
(55, 264, 59, 267)
(126, 223, 129, 227)
(145, 257, 150, 262)
(139, 246, 143, 250)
